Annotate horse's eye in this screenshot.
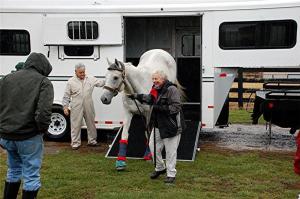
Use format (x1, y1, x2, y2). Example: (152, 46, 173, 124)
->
(113, 76, 119, 81)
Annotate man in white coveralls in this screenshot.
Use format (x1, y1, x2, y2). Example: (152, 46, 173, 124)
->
(63, 63, 105, 150)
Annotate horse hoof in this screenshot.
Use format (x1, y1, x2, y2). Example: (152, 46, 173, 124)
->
(116, 166, 126, 171)
(116, 160, 127, 171)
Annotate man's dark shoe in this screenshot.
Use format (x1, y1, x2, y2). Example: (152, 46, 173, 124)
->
(87, 142, 100, 147)
(150, 169, 166, 179)
(164, 177, 176, 184)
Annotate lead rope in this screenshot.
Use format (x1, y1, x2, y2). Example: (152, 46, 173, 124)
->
(124, 78, 156, 167)
(132, 99, 156, 168)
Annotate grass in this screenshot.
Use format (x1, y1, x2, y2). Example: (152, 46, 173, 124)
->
(229, 109, 265, 124)
(0, 109, 299, 198)
(0, 148, 299, 199)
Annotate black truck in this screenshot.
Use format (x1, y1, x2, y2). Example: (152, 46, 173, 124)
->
(251, 80, 300, 134)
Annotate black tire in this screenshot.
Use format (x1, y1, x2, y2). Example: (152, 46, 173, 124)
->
(46, 105, 70, 141)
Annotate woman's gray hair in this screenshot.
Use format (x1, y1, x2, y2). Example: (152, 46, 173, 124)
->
(75, 63, 85, 70)
(152, 70, 168, 80)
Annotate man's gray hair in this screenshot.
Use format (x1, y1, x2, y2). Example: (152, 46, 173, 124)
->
(152, 70, 168, 80)
(75, 63, 85, 70)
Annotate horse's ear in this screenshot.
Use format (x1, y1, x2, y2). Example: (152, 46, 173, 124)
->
(106, 58, 113, 66)
(114, 58, 125, 70)
(119, 61, 125, 70)
(114, 59, 119, 66)
(113, 58, 120, 69)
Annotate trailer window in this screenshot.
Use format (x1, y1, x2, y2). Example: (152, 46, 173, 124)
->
(182, 35, 200, 56)
(0, 30, 30, 55)
(219, 20, 297, 49)
(68, 21, 98, 40)
(64, 45, 94, 56)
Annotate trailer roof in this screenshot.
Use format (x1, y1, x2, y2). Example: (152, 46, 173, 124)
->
(1, 0, 300, 13)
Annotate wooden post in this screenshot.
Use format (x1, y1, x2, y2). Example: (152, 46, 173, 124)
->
(238, 68, 243, 109)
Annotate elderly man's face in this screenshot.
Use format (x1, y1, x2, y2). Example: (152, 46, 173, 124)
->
(75, 68, 86, 80)
(152, 73, 165, 88)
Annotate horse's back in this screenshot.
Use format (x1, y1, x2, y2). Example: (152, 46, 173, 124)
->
(138, 49, 176, 82)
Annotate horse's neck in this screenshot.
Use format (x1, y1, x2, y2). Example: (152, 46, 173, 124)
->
(124, 64, 151, 94)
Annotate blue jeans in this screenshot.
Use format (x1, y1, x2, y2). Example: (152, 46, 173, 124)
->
(0, 134, 44, 191)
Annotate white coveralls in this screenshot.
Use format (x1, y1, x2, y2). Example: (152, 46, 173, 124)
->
(62, 76, 104, 147)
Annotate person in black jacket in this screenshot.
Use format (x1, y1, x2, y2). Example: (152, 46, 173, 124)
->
(129, 70, 185, 184)
(0, 53, 54, 199)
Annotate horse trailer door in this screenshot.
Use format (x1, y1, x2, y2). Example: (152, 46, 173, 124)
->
(175, 24, 201, 121)
(124, 16, 202, 121)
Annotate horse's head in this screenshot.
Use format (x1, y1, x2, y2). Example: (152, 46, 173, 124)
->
(101, 58, 126, 104)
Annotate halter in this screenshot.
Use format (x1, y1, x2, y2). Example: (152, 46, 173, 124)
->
(103, 62, 126, 96)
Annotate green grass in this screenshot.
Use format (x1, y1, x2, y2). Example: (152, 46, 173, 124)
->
(0, 149, 299, 199)
(229, 109, 265, 124)
(0, 110, 297, 198)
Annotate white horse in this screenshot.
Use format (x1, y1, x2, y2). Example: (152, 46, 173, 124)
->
(101, 49, 178, 170)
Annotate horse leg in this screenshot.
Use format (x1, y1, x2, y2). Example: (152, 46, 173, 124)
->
(116, 111, 133, 171)
(143, 144, 152, 161)
(116, 139, 128, 171)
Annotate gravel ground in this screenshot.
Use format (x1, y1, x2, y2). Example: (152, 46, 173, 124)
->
(199, 124, 297, 153)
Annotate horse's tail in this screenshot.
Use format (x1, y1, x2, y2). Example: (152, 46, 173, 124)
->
(175, 79, 187, 102)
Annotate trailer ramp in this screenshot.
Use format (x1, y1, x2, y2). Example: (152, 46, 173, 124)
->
(106, 115, 200, 161)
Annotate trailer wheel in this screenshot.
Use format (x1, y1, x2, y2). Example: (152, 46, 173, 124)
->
(46, 106, 70, 140)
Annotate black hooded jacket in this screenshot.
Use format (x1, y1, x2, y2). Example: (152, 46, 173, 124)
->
(151, 81, 186, 138)
(135, 80, 186, 139)
(0, 53, 54, 140)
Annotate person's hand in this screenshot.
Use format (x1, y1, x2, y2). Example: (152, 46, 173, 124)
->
(127, 93, 138, 100)
(63, 107, 69, 116)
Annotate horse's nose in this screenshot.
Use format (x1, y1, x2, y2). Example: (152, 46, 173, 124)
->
(101, 95, 110, 104)
(101, 96, 108, 104)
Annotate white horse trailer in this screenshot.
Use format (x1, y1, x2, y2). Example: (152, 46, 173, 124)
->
(1, 0, 300, 140)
